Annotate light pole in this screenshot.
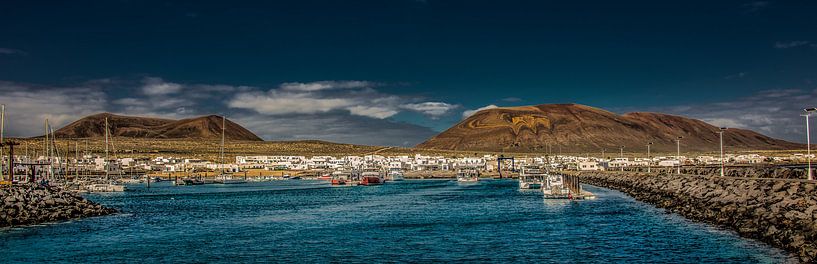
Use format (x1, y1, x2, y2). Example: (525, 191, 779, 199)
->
(619, 145, 625, 172)
(675, 136, 683, 174)
(718, 127, 727, 177)
(804, 108, 817, 181)
(647, 142, 653, 173)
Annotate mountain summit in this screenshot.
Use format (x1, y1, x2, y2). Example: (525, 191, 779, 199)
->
(417, 104, 800, 153)
(51, 113, 263, 141)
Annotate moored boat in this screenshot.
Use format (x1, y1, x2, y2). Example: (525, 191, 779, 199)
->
(359, 169, 383, 186)
(385, 168, 405, 181)
(542, 174, 571, 199)
(456, 167, 480, 183)
(518, 166, 545, 189)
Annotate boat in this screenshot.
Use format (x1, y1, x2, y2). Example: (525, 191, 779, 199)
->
(183, 178, 204, 185)
(86, 183, 126, 192)
(214, 174, 247, 184)
(456, 167, 480, 183)
(542, 173, 571, 199)
(317, 172, 332, 181)
(212, 116, 246, 185)
(385, 168, 405, 181)
(518, 166, 546, 189)
(330, 171, 357, 186)
(359, 169, 384, 186)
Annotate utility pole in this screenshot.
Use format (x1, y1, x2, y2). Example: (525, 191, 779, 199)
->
(718, 128, 728, 177)
(647, 142, 653, 173)
(804, 108, 816, 181)
(619, 145, 625, 172)
(675, 136, 683, 174)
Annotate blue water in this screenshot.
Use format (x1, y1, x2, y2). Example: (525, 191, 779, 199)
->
(0, 180, 796, 263)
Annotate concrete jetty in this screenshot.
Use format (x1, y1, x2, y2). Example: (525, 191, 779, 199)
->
(1, 184, 116, 227)
(575, 171, 816, 263)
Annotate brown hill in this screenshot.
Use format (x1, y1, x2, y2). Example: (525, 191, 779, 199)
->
(50, 113, 263, 141)
(417, 104, 802, 153)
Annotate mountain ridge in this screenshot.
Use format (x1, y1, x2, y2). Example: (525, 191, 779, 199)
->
(417, 103, 801, 152)
(49, 113, 263, 141)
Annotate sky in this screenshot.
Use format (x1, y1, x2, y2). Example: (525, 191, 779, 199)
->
(1, 0, 817, 146)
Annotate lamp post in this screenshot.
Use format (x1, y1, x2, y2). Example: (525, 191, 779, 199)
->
(675, 136, 683, 174)
(804, 108, 817, 181)
(619, 145, 625, 172)
(647, 142, 653, 173)
(718, 127, 727, 177)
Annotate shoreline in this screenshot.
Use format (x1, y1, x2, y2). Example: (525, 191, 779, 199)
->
(574, 171, 816, 263)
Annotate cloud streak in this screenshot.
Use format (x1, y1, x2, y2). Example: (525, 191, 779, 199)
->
(462, 104, 499, 118)
(653, 89, 816, 143)
(775, 41, 811, 49)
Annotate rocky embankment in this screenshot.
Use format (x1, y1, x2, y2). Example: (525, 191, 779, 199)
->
(578, 171, 816, 262)
(629, 165, 807, 179)
(1, 184, 116, 227)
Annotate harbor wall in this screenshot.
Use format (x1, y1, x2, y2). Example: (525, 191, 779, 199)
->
(1, 184, 116, 227)
(576, 171, 816, 262)
(625, 165, 807, 179)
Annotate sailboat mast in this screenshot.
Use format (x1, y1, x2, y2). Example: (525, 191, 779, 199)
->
(105, 116, 109, 181)
(220, 115, 225, 179)
(1, 104, 4, 181)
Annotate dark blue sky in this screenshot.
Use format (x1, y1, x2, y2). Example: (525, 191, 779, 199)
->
(1, 0, 816, 145)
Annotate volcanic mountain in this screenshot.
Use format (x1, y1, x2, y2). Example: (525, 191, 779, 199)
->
(51, 113, 263, 141)
(417, 104, 801, 153)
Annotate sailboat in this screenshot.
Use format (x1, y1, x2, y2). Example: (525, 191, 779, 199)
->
(86, 117, 125, 192)
(214, 115, 246, 184)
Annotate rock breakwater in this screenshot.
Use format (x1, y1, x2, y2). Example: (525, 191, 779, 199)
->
(578, 172, 816, 262)
(1, 184, 116, 227)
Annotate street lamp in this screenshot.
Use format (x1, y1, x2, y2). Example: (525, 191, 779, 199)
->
(718, 128, 728, 177)
(647, 142, 653, 173)
(620, 145, 625, 172)
(803, 108, 817, 181)
(675, 136, 683, 174)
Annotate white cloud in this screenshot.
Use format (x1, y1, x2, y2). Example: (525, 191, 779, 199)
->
(654, 89, 817, 143)
(279, 80, 375, 92)
(462, 104, 499, 118)
(742, 1, 769, 12)
(401, 102, 457, 117)
(141, 77, 183, 95)
(0, 48, 26, 55)
(775, 41, 811, 49)
(0, 81, 107, 137)
(229, 90, 355, 115)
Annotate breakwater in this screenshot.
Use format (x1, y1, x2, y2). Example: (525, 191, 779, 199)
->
(577, 171, 816, 262)
(1, 184, 116, 227)
(628, 165, 807, 179)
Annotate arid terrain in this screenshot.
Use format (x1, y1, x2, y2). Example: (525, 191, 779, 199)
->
(418, 103, 803, 153)
(51, 113, 263, 141)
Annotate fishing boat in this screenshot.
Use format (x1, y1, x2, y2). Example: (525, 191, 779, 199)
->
(456, 167, 480, 183)
(359, 169, 384, 186)
(330, 171, 357, 186)
(542, 174, 571, 199)
(385, 168, 405, 181)
(518, 166, 546, 189)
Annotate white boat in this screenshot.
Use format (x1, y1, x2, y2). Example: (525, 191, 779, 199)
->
(86, 183, 126, 192)
(518, 166, 545, 189)
(542, 174, 571, 199)
(386, 168, 405, 181)
(214, 174, 247, 184)
(456, 167, 480, 183)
